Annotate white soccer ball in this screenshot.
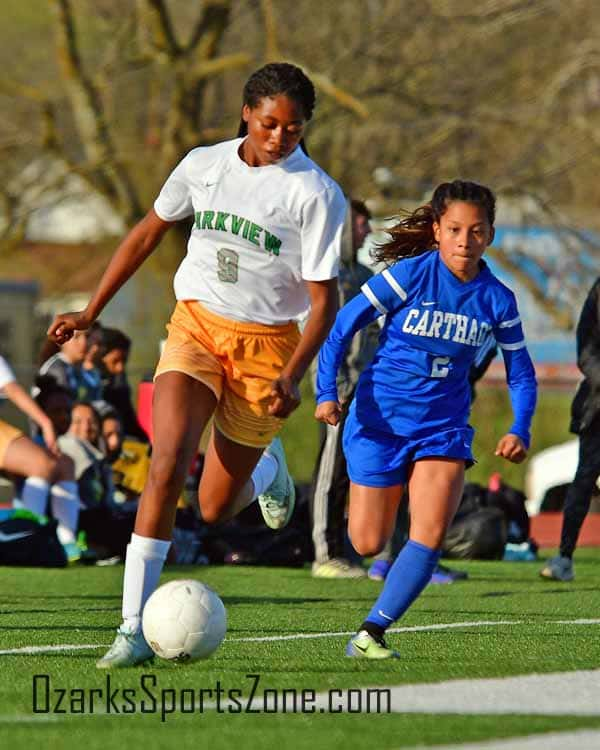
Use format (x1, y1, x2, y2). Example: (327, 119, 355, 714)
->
(142, 579, 227, 662)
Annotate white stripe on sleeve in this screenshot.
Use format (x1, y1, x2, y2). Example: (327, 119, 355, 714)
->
(498, 316, 521, 329)
(498, 340, 526, 351)
(361, 284, 388, 315)
(382, 269, 408, 301)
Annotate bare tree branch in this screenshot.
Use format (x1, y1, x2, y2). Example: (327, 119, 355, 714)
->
(136, 0, 180, 59)
(0, 79, 46, 103)
(543, 40, 600, 108)
(185, 0, 232, 56)
(260, 0, 281, 61)
(50, 0, 142, 221)
(191, 53, 252, 81)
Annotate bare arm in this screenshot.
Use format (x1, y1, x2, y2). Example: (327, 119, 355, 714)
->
(47, 209, 174, 344)
(2, 381, 58, 454)
(269, 278, 338, 418)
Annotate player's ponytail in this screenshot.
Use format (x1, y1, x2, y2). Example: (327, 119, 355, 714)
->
(371, 203, 437, 264)
(373, 180, 496, 265)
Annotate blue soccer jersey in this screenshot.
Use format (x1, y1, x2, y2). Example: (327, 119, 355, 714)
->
(316, 251, 537, 445)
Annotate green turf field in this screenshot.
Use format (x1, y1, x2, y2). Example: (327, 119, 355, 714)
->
(1, 551, 599, 749)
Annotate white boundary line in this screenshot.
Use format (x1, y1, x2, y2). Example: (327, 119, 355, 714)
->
(406, 729, 600, 750)
(1, 618, 599, 655)
(313, 669, 600, 716)
(232, 619, 521, 642)
(0, 644, 106, 655)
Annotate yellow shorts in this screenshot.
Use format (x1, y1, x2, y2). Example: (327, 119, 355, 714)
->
(0, 418, 24, 467)
(154, 301, 301, 448)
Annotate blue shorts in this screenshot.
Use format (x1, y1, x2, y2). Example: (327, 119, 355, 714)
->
(342, 407, 475, 488)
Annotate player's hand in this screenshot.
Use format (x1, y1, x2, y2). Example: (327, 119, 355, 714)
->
(41, 420, 60, 457)
(315, 400, 342, 426)
(268, 375, 301, 418)
(494, 433, 527, 464)
(47, 311, 93, 345)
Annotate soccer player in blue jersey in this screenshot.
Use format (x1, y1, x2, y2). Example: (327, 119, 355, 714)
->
(315, 180, 537, 659)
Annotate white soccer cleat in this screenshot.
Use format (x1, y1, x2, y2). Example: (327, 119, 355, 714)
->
(96, 626, 154, 668)
(540, 555, 574, 582)
(257, 437, 295, 530)
(312, 558, 367, 579)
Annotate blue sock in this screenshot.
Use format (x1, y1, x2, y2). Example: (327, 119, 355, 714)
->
(365, 540, 440, 630)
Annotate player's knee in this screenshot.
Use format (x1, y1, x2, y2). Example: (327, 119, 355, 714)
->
(34, 452, 59, 482)
(197, 494, 227, 525)
(146, 454, 184, 498)
(410, 523, 446, 550)
(197, 503, 220, 525)
(349, 529, 386, 557)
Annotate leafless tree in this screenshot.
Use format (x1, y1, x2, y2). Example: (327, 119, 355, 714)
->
(0, 0, 599, 329)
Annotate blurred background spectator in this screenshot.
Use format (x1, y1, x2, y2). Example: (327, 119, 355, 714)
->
(37, 329, 101, 402)
(57, 400, 135, 561)
(96, 328, 149, 442)
(0, 354, 83, 561)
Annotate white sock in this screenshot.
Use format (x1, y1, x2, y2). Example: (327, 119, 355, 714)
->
(51, 481, 80, 545)
(21, 477, 50, 517)
(122, 533, 171, 633)
(250, 451, 278, 498)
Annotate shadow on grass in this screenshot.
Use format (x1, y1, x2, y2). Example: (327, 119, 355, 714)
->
(415, 608, 524, 618)
(0, 652, 106, 660)
(3, 594, 356, 607)
(3, 595, 121, 601)
(0, 608, 118, 616)
(1, 624, 116, 632)
(481, 586, 599, 597)
(223, 596, 341, 605)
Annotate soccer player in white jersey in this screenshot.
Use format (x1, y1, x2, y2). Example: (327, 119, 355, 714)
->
(315, 180, 538, 658)
(48, 63, 347, 667)
(0, 355, 82, 558)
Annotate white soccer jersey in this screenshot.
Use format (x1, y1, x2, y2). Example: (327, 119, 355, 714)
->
(0, 356, 15, 390)
(154, 138, 346, 325)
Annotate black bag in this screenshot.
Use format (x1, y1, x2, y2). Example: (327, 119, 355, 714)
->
(486, 483, 530, 543)
(442, 482, 508, 560)
(0, 513, 67, 567)
(442, 506, 507, 560)
(201, 483, 312, 567)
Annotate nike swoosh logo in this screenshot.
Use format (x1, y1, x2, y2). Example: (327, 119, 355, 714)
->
(421, 301, 436, 306)
(0, 530, 35, 542)
(353, 642, 369, 653)
(378, 609, 394, 621)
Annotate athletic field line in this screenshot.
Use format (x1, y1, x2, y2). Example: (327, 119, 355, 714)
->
(1, 618, 599, 655)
